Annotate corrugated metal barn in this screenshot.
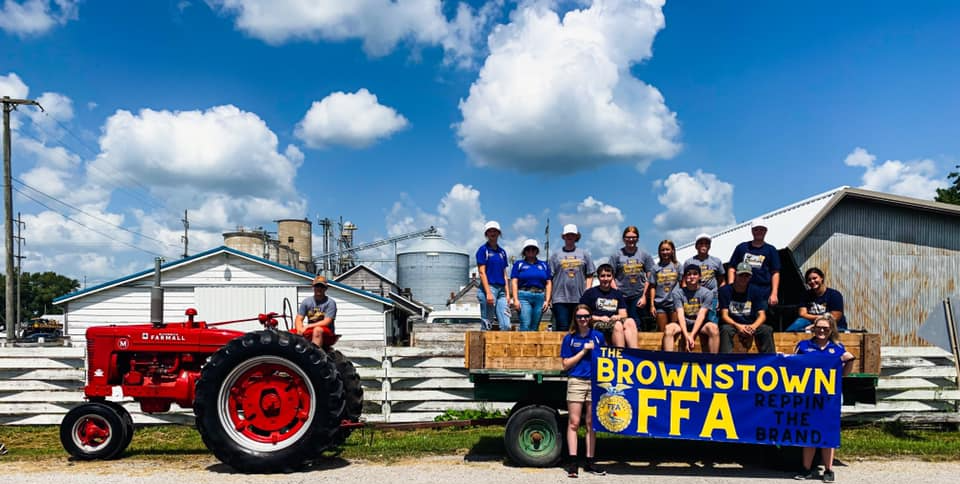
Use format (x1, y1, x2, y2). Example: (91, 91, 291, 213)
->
(53, 246, 399, 344)
(677, 187, 960, 345)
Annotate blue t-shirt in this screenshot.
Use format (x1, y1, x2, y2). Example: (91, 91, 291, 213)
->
(718, 284, 765, 325)
(561, 329, 606, 378)
(728, 242, 781, 287)
(510, 259, 552, 290)
(795, 338, 846, 357)
(579, 286, 626, 317)
(805, 288, 847, 330)
(476, 243, 508, 286)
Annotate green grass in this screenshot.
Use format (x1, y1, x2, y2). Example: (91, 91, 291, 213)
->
(1, 423, 958, 463)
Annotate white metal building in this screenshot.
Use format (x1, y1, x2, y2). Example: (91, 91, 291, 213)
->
(676, 187, 960, 345)
(52, 246, 399, 344)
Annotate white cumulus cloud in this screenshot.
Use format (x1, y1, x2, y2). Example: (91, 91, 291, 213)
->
(557, 196, 626, 259)
(295, 89, 409, 149)
(206, 0, 491, 63)
(90, 105, 301, 199)
(0, 0, 79, 37)
(457, 0, 680, 173)
(652, 170, 736, 244)
(0, 72, 29, 98)
(844, 147, 947, 200)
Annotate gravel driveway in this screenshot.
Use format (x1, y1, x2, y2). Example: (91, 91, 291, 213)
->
(2, 455, 957, 484)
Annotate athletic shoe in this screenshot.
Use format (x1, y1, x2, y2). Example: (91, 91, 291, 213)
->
(0, 443, 7, 455)
(794, 468, 818, 480)
(822, 470, 835, 482)
(585, 460, 606, 476)
(566, 462, 579, 478)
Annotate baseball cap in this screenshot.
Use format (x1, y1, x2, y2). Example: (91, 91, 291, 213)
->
(483, 220, 501, 234)
(695, 233, 711, 243)
(683, 264, 701, 275)
(750, 219, 768, 230)
(736, 261, 753, 275)
(312, 275, 329, 287)
(521, 238, 540, 252)
(562, 224, 579, 235)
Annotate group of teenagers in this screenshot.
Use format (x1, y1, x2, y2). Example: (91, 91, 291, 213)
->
(476, 220, 855, 481)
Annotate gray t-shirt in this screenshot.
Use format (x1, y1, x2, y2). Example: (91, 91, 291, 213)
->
(682, 255, 724, 295)
(610, 247, 656, 298)
(670, 285, 715, 326)
(298, 296, 338, 333)
(651, 261, 680, 307)
(549, 247, 595, 304)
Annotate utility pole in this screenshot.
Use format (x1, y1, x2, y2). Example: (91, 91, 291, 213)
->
(544, 218, 550, 262)
(180, 210, 189, 258)
(4, 96, 42, 340)
(14, 212, 24, 330)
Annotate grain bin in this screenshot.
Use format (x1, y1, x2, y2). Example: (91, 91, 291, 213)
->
(223, 229, 272, 259)
(277, 218, 314, 271)
(397, 234, 469, 309)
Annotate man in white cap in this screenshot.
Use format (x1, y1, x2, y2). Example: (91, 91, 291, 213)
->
(726, 220, 781, 309)
(476, 221, 511, 330)
(510, 238, 552, 331)
(549, 223, 595, 331)
(682, 233, 725, 323)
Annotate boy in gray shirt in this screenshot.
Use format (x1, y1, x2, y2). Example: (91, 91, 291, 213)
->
(682, 233, 724, 323)
(662, 265, 718, 353)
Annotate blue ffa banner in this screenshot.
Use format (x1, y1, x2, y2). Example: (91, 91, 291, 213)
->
(591, 347, 842, 448)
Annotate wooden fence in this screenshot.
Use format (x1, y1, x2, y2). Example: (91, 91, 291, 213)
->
(0, 344, 956, 425)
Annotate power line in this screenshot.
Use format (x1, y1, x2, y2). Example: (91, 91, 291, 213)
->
(24, 113, 168, 212)
(12, 177, 180, 251)
(12, 187, 170, 258)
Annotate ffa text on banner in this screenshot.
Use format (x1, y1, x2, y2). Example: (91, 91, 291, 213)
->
(591, 347, 842, 448)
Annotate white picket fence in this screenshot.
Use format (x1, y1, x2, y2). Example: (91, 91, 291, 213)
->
(0, 344, 509, 425)
(0, 345, 956, 425)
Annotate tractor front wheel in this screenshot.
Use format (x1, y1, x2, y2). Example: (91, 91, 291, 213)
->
(60, 402, 128, 460)
(194, 331, 343, 473)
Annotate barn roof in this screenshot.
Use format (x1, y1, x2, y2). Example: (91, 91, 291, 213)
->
(676, 186, 960, 263)
(53, 246, 394, 307)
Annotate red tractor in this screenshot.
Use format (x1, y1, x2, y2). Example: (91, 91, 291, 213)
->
(59, 308, 363, 472)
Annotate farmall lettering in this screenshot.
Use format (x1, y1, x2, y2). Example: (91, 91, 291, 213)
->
(141, 332, 187, 342)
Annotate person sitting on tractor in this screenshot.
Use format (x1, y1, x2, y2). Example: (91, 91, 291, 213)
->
(295, 275, 338, 346)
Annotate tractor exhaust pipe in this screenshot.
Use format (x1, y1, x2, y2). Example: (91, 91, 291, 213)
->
(151, 257, 164, 328)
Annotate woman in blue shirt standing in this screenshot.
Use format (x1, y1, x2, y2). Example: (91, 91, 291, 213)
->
(793, 314, 855, 482)
(510, 239, 552, 331)
(560, 304, 606, 478)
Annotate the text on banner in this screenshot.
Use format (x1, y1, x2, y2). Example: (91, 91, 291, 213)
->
(591, 347, 842, 448)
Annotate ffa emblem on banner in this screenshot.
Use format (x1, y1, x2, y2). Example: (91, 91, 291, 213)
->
(596, 383, 633, 432)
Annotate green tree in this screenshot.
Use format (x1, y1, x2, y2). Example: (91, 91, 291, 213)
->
(935, 165, 960, 205)
(0, 271, 79, 320)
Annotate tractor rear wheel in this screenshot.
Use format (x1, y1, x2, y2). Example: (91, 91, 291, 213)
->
(194, 331, 344, 473)
(60, 401, 128, 460)
(330, 350, 363, 446)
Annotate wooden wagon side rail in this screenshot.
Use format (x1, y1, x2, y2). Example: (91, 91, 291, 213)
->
(465, 331, 881, 375)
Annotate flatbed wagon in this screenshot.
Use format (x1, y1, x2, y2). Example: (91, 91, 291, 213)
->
(465, 331, 881, 467)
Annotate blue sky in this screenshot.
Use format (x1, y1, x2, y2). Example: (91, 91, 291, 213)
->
(1, 0, 957, 286)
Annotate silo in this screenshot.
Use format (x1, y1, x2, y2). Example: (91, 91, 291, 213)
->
(397, 234, 469, 309)
(223, 229, 271, 259)
(277, 218, 313, 269)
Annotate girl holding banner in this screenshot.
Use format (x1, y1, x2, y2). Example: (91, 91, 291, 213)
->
(793, 314, 855, 482)
(560, 304, 607, 478)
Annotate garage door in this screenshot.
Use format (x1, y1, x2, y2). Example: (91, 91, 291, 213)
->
(195, 286, 299, 332)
